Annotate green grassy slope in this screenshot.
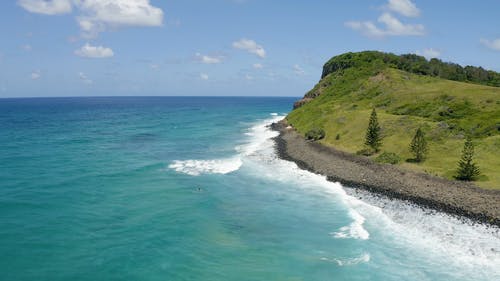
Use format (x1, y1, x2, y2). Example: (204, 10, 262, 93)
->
(287, 53, 500, 189)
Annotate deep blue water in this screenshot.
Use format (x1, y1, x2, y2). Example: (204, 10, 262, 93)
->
(0, 97, 499, 280)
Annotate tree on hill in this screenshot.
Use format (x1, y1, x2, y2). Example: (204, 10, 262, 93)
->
(455, 136, 481, 181)
(409, 128, 428, 162)
(321, 51, 500, 87)
(364, 108, 382, 152)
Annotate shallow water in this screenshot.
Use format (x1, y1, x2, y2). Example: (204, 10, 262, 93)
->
(0, 97, 498, 280)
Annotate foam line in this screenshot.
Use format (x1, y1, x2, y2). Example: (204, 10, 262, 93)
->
(243, 115, 500, 277)
(168, 157, 242, 176)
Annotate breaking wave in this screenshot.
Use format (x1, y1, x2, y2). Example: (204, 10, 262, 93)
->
(331, 209, 370, 240)
(168, 157, 242, 176)
(169, 115, 283, 176)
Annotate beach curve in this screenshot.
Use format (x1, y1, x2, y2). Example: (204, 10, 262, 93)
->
(272, 119, 500, 227)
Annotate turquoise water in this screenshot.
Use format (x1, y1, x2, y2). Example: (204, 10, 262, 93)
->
(0, 97, 499, 280)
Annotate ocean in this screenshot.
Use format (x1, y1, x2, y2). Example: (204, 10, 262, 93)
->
(0, 97, 498, 280)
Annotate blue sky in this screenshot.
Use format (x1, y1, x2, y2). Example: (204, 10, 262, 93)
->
(0, 0, 499, 97)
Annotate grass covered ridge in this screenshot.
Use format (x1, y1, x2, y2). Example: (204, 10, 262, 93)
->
(287, 52, 500, 189)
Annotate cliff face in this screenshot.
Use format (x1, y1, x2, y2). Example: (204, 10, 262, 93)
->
(293, 69, 332, 109)
(293, 85, 325, 109)
(293, 98, 313, 109)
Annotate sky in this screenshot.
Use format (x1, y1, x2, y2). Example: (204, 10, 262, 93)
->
(0, 0, 499, 97)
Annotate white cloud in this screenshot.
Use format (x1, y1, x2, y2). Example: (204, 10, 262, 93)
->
(253, 63, 263, 69)
(480, 38, 500, 51)
(416, 48, 441, 59)
(346, 13, 424, 38)
(346, 0, 424, 38)
(232, 39, 266, 58)
(201, 56, 221, 64)
(18, 0, 72, 15)
(75, 43, 114, 58)
(379, 13, 424, 36)
(293, 64, 305, 75)
(78, 72, 93, 84)
(386, 0, 420, 18)
(31, 70, 41, 80)
(75, 0, 164, 38)
(195, 53, 222, 64)
(200, 73, 209, 80)
(18, 0, 164, 38)
(245, 74, 254, 80)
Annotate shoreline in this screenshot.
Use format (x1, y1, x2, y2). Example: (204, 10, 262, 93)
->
(271, 120, 500, 227)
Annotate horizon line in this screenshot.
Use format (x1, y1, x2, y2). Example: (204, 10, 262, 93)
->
(0, 95, 302, 100)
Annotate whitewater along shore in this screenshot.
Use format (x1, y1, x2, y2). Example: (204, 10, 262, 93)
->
(271, 120, 500, 227)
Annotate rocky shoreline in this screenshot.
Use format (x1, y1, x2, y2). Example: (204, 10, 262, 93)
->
(271, 120, 500, 227)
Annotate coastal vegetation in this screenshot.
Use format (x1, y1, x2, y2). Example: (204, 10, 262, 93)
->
(409, 128, 428, 162)
(456, 136, 481, 181)
(320, 51, 500, 87)
(375, 152, 401, 164)
(305, 128, 325, 141)
(287, 51, 500, 189)
(364, 108, 382, 153)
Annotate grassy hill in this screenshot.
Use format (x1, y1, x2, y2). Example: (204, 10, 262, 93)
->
(287, 51, 500, 189)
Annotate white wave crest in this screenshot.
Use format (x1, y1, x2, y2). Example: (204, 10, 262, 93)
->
(168, 157, 242, 176)
(331, 209, 370, 240)
(236, 115, 283, 156)
(169, 114, 284, 177)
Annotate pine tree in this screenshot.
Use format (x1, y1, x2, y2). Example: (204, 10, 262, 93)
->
(409, 127, 428, 162)
(364, 108, 382, 152)
(456, 136, 480, 181)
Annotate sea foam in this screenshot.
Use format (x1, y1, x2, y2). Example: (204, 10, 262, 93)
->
(238, 117, 371, 241)
(331, 209, 370, 240)
(243, 115, 500, 278)
(168, 157, 242, 176)
(169, 115, 283, 176)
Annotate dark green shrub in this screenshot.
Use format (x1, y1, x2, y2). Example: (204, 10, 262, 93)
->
(375, 152, 401, 164)
(305, 128, 325, 141)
